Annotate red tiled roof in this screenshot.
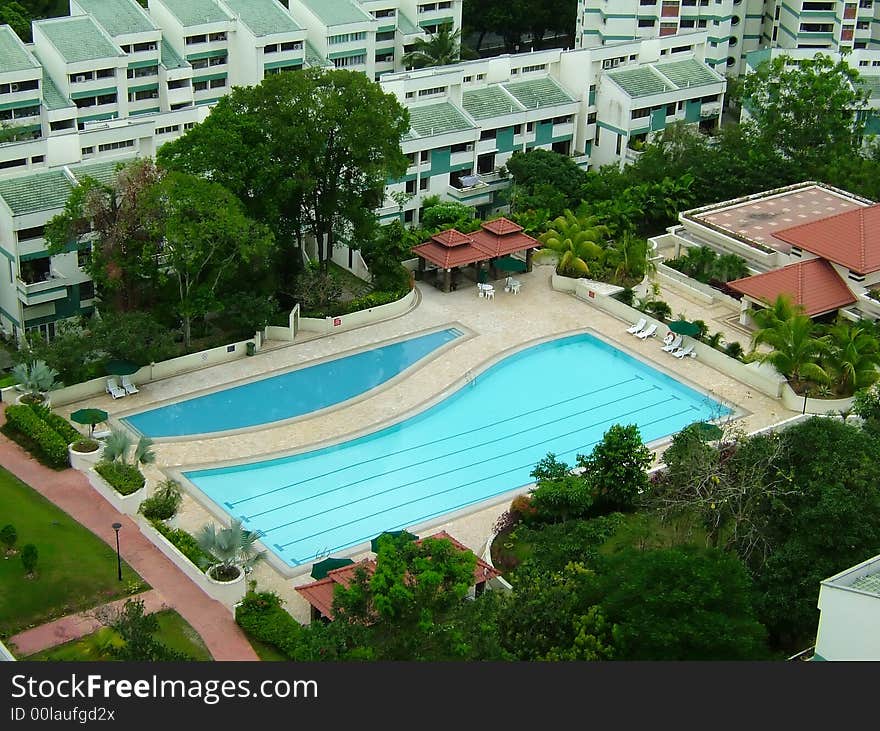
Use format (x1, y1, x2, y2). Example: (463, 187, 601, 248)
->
(295, 532, 501, 620)
(481, 217, 524, 236)
(431, 228, 473, 247)
(774, 204, 880, 275)
(414, 218, 539, 268)
(727, 258, 856, 317)
(412, 239, 486, 269)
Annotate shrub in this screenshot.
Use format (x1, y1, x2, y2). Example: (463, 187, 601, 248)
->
(29, 404, 80, 444)
(95, 460, 145, 496)
(510, 494, 538, 523)
(150, 519, 214, 568)
(139, 480, 182, 521)
(615, 287, 636, 306)
(21, 543, 38, 576)
(4, 405, 69, 467)
(724, 342, 744, 360)
(235, 591, 304, 660)
(643, 299, 672, 321)
(577, 423, 653, 513)
(1, 524, 16, 554)
(12, 360, 60, 396)
(71, 438, 100, 453)
(336, 288, 411, 316)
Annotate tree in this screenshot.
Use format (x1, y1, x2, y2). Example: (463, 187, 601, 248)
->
(604, 232, 650, 284)
(11, 359, 60, 400)
(0, 524, 16, 555)
(20, 543, 37, 577)
(578, 424, 652, 513)
(358, 221, 416, 291)
(146, 172, 275, 348)
(0, 1, 32, 42)
(195, 520, 265, 581)
(530, 474, 593, 523)
(419, 200, 479, 233)
(292, 262, 343, 315)
(752, 311, 828, 389)
(402, 26, 464, 69)
(505, 149, 587, 217)
(821, 319, 880, 396)
(104, 598, 190, 661)
(739, 53, 869, 170)
(159, 69, 410, 276)
(91, 311, 179, 366)
(538, 209, 609, 277)
(599, 546, 769, 660)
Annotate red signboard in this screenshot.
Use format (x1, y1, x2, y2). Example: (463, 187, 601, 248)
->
(333, 318, 342, 326)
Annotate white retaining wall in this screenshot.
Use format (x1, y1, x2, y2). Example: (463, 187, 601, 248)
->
(298, 288, 417, 335)
(780, 384, 855, 416)
(656, 263, 744, 310)
(331, 244, 372, 283)
(86, 468, 145, 516)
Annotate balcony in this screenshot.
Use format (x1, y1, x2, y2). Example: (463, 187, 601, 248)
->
(16, 275, 68, 306)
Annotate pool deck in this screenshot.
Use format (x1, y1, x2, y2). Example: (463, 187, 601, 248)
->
(60, 265, 795, 623)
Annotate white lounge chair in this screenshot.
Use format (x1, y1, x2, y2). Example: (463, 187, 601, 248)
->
(92, 428, 111, 440)
(627, 318, 647, 335)
(673, 343, 696, 359)
(635, 323, 658, 340)
(106, 377, 126, 399)
(121, 375, 139, 395)
(662, 335, 683, 353)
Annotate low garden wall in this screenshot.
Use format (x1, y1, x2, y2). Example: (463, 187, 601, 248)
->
(298, 288, 417, 335)
(134, 516, 245, 611)
(85, 468, 145, 517)
(780, 384, 854, 416)
(656, 263, 745, 309)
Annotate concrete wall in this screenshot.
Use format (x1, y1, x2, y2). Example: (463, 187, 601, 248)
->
(815, 581, 880, 661)
(656, 262, 744, 309)
(85, 467, 145, 516)
(298, 287, 417, 335)
(780, 384, 855, 416)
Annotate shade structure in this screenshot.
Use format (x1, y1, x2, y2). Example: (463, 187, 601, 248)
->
(370, 530, 417, 552)
(495, 255, 528, 273)
(70, 407, 109, 437)
(692, 422, 723, 441)
(667, 320, 701, 337)
(310, 557, 355, 580)
(105, 359, 139, 376)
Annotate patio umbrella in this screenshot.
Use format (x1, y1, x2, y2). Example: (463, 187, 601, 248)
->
(370, 530, 417, 552)
(692, 422, 723, 441)
(105, 359, 139, 376)
(667, 320, 701, 337)
(70, 407, 108, 437)
(310, 557, 355, 580)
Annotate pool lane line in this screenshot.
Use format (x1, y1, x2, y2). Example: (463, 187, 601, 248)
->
(272, 405, 699, 551)
(224, 375, 645, 507)
(242, 385, 662, 521)
(261, 398, 690, 536)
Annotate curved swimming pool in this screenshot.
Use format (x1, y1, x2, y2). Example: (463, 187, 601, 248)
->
(184, 333, 728, 567)
(123, 327, 463, 438)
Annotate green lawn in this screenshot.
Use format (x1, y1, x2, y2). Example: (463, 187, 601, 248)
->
(245, 634, 289, 662)
(26, 610, 212, 661)
(0, 467, 148, 638)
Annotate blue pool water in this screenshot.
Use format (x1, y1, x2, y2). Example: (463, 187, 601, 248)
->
(185, 333, 729, 567)
(124, 328, 462, 438)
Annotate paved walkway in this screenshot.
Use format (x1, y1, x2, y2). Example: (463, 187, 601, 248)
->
(0, 414, 258, 661)
(9, 590, 165, 656)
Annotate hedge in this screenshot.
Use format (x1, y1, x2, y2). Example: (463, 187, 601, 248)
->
(30, 405, 80, 444)
(150, 519, 214, 569)
(4, 405, 69, 467)
(235, 591, 303, 659)
(302, 287, 411, 319)
(95, 460, 145, 496)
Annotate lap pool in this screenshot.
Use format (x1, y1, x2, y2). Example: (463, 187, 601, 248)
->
(183, 333, 729, 567)
(123, 327, 463, 438)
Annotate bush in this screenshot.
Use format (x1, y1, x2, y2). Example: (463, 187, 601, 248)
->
(21, 543, 38, 576)
(336, 287, 411, 316)
(95, 460, 145, 496)
(723, 342, 744, 360)
(4, 405, 69, 467)
(139, 480, 182, 521)
(29, 404, 80, 444)
(615, 287, 636, 306)
(71, 438, 100, 453)
(642, 299, 672, 321)
(235, 591, 303, 660)
(150, 519, 214, 568)
(510, 494, 538, 523)
(1, 524, 16, 553)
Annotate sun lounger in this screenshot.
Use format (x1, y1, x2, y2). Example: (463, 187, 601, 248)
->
(92, 429, 111, 439)
(635, 323, 658, 339)
(662, 335, 683, 352)
(627, 318, 647, 335)
(106, 377, 126, 399)
(121, 375, 139, 395)
(673, 343, 696, 359)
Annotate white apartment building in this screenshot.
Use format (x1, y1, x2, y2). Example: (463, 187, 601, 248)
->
(814, 553, 880, 660)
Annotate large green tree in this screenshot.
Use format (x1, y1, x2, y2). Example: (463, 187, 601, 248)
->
(158, 68, 410, 277)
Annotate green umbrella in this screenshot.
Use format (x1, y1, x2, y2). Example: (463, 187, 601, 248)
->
(667, 320, 701, 337)
(105, 359, 139, 376)
(70, 408, 108, 437)
(370, 530, 417, 552)
(310, 557, 355, 580)
(691, 422, 723, 441)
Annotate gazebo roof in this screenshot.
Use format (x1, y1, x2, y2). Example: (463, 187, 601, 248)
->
(471, 217, 540, 259)
(412, 239, 487, 269)
(413, 217, 539, 269)
(431, 228, 473, 247)
(481, 217, 524, 236)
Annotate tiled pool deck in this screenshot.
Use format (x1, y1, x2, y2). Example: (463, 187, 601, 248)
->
(61, 265, 795, 621)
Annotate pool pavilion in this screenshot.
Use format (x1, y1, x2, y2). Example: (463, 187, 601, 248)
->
(412, 217, 541, 292)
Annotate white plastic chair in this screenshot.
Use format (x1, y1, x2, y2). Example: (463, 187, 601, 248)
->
(673, 343, 696, 359)
(484, 286, 495, 301)
(635, 323, 658, 339)
(627, 318, 647, 335)
(662, 335, 683, 353)
(122, 375, 139, 395)
(106, 378, 126, 399)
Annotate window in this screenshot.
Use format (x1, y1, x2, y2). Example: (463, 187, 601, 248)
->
(587, 112, 596, 124)
(333, 55, 365, 68)
(77, 246, 91, 269)
(373, 8, 396, 18)
(520, 64, 546, 73)
(96, 68, 115, 79)
(98, 139, 134, 152)
(638, 19, 655, 28)
(419, 177, 428, 191)
(81, 146, 94, 155)
(264, 44, 278, 54)
(79, 280, 94, 301)
(328, 32, 366, 45)
(185, 34, 207, 45)
(129, 89, 158, 102)
(377, 31, 395, 42)
(96, 93, 117, 105)
(209, 32, 227, 42)
(209, 78, 226, 89)
(418, 86, 446, 97)
(632, 107, 650, 119)
(17, 225, 44, 241)
(156, 124, 180, 135)
(420, 150, 430, 162)
(405, 179, 416, 194)
(193, 81, 208, 92)
(280, 41, 301, 51)
(480, 129, 496, 140)
(127, 65, 158, 79)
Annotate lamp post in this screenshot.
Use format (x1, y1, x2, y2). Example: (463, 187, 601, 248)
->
(112, 522, 122, 581)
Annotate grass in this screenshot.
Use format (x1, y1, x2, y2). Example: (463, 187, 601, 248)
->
(25, 610, 212, 661)
(245, 633, 289, 662)
(0, 466, 148, 639)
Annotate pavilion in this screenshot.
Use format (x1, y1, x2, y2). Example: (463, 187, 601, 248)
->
(412, 217, 541, 292)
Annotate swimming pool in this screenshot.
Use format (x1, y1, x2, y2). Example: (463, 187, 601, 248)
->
(184, 333, 728, 567)
(124, 327, 463, 438)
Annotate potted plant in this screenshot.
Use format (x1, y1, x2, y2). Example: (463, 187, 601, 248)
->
(69, 437, 103, 471)
(195, 519, 265, 583)
(12, 360, 61, 406)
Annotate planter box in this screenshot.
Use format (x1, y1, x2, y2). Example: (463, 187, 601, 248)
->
(14, 393, 51, 408)
(85, 468, 145, 516)
(135, 516, 245, 611)
(68, 442, 103, 472)
(780, 384, 854, 416)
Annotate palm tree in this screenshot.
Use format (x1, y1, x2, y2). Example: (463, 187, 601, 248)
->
(605, 232, 649, 284)
(195, 519, 265, 581)
(102, 429, 133, 463)
(750, 294, 801, 332)
(822, 320, 880, 396)
(401, 27, 463, 69)
(133, 436, 155, 466)
(752, 313, 828, 389)
(538, 210, 610, 278)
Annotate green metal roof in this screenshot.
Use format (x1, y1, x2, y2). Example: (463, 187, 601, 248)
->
(304, 41, 331, 68)
(858, 76, 880, 99)
(68, 157, 133, 186)
(502, 77, 575, 109)
(408, 101, 473, 138)
(606, 65, 674, 98)
(397, 11, 420, 36)
(222, 0, 301, 37)
(0, 170, 74, 216)
(0, 25, 41, 73)
(160, 39, 188, 70)
(35, 17, 122, 63)
(42, 71, 72, 109)
(298, 0, 372, 27)
(654, 58, 721, 90)
(158, 0, 231, 27)
(74, 0, 157, 37)
(462, 85, 524, 119)
(852, 572, 880, 595)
